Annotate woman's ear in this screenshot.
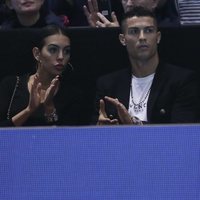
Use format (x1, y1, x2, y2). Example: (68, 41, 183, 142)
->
(32, 47, 41, 62)
(119, 34, 126, 46)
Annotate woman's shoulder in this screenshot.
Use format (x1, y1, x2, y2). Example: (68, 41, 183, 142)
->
(0, 76, 19, 96)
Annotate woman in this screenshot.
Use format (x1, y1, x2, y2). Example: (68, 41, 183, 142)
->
(0, 25, 82, 126)
(1, 0, 68, 29)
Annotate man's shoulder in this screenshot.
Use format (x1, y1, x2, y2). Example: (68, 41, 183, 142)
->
(158, 62, 196, 76)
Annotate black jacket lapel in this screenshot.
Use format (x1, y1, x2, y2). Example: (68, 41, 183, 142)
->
(115, 68, 132, 110)
(147, 62, 168, 121)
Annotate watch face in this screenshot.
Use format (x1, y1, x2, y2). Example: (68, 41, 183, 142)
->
(98, 0, 112, 20)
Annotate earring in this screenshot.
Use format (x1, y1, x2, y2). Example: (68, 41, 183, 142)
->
(67, 62, 74, 71)
(35, 55, 40, 60)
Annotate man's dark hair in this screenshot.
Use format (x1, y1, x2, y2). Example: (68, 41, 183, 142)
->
(121, 6, 158, 32)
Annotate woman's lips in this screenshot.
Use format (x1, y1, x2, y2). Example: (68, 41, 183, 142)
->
(55, 64, 64, 71)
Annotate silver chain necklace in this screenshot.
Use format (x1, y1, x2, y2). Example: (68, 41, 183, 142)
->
(130, 84, 151, 107)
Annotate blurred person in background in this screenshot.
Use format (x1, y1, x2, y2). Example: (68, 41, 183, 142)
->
(1, 0, 69, 29)
(83, 0, 179, 27)
(175, 0, 200, 25)
(47, 0, 89, 26)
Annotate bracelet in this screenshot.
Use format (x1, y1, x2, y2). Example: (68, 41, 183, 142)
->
(44, 108, 58, 123)
(131, 116, 143, 125)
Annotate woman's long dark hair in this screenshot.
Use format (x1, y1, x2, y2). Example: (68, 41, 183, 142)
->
(35, 24, 70, 50)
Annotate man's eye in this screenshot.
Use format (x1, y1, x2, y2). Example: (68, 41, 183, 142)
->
(144, 27, 155, 33)
(129, 29, 139, 35)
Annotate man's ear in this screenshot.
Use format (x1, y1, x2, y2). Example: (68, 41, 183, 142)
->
(119, 34, 126, 46)
(157, 31, 161, 44)
(32, 47, 41, 62)
(6, 0, 13, 9)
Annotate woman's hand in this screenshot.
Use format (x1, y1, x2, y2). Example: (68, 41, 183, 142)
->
(42, 76, 60, 115)
(27, 75, 60, 113)
(42, 75, 60, 106)
(27, 75, 42, 113)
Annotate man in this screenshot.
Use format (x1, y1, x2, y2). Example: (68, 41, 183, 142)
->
(83, 0, 178, 27)
(94, 6, 199, 125)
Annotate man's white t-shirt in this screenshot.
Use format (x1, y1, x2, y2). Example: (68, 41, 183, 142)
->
(128, 73, 155, 122)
